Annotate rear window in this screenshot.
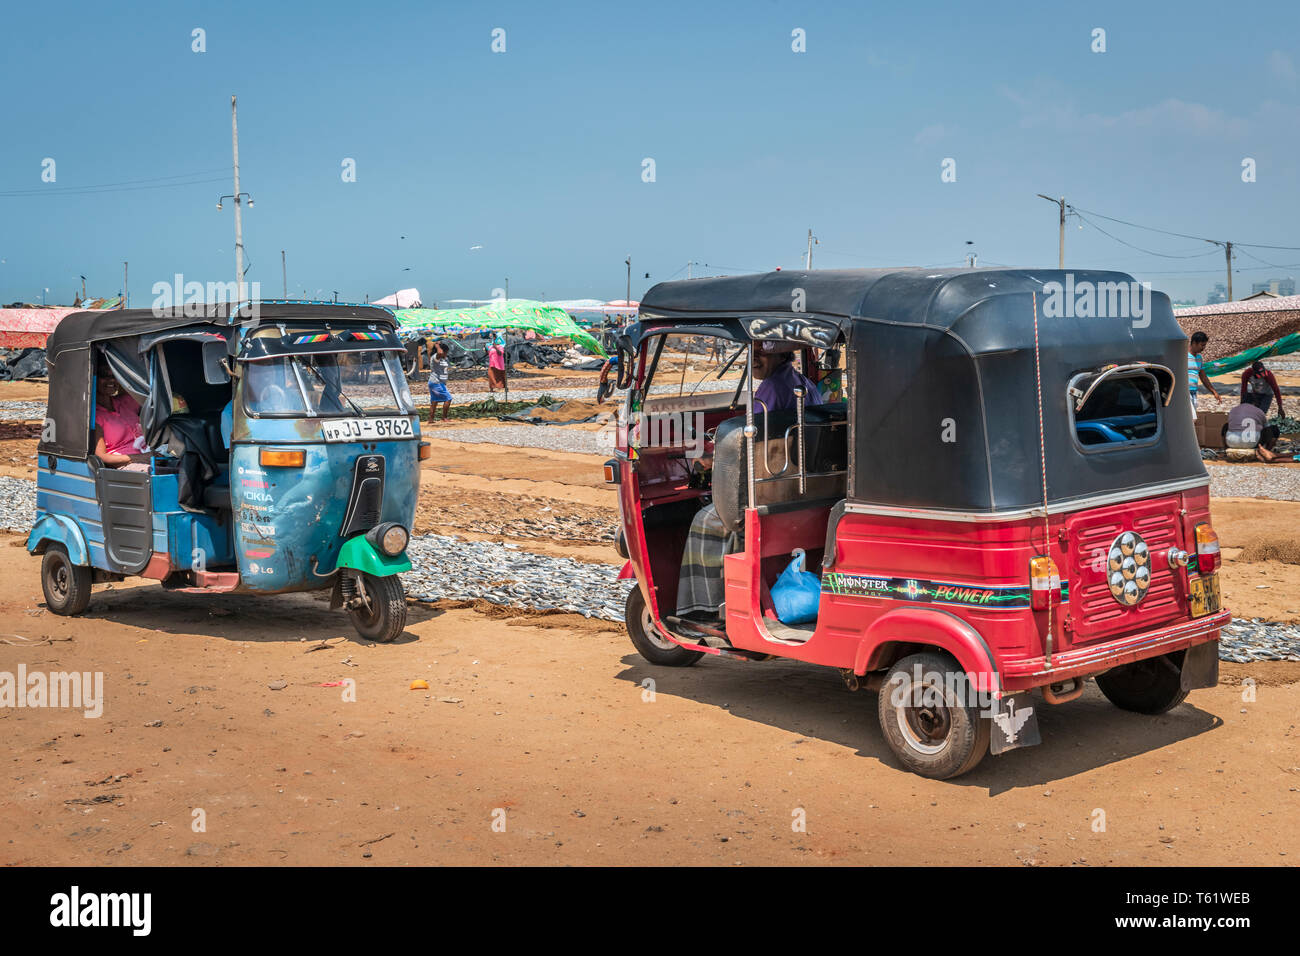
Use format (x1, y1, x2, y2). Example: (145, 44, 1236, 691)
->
(1070, 372, 1161, 449)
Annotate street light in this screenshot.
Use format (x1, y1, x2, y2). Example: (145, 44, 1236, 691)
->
(1036, 194, 1066, 268)
(217, 192, 253, 211)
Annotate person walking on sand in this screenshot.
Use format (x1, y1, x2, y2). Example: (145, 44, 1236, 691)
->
(1187, 330, 1221, 419)
(486, 333, 508, 395)
(427, 340, 453, 421)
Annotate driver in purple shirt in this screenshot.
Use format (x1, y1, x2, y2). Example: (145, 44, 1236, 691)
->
(753, 341, 824, 412)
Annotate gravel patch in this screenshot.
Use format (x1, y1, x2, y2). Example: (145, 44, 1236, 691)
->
(0, 400, 47, 421)
(1205, 463, 1300, 501)
(423, 424, 614, 456)
(1219, 618, 1300, 662)
(403, 533, 630, 621)
(0, 476, 36, 533)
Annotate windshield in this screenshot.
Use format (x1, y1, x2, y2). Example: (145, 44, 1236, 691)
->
(242, 352, 414, 418)
(641, 333, 747, 400)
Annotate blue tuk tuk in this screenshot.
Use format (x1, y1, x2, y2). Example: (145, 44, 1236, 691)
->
(28, 302, 425, 642)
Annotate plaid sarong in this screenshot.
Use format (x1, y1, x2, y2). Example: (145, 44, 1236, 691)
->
(676, 503, 739, 619)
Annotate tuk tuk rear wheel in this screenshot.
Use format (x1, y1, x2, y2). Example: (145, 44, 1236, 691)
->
(347, 572, 407, 644)
(41, 544, 92, 616)
(626, 587, 704, 667)
(877, 652, 990, 780)
(1095, 653, 1189, 714)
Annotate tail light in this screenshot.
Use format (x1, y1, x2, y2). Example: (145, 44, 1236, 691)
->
(1029, 556, 1061, 610)
(1195, 523, 1220, 573)
(260, 448, 305, 467)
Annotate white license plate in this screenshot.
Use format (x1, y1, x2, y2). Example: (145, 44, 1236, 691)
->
(320, 417, 414, 442)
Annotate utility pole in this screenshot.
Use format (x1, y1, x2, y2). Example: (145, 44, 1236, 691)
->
(123, 262, 128, 308)
(281, 250, 286, 298)
(805, 229, 818, 270)
(1224, 241, 1233, 301)
(504, 277, 509, 302)
(1036, 194, 1066, 268)
(231, 94, 245, 304)
(687, 261, 696, 279)
(80, 275, 86, 302)
(625, 257, 631, 304)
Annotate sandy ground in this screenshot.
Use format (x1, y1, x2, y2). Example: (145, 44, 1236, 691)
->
(0, 544, 1296, 867)
(2, 379, 1299, 866)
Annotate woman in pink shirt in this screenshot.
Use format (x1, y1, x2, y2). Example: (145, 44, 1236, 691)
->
(92, 363, 150, 470)
(486, 334, 508, 393)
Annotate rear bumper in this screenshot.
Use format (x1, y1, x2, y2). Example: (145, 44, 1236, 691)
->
(1000, 609, 1231, 690)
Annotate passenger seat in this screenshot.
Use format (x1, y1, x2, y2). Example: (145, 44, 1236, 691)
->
(710, 403, 848, 534)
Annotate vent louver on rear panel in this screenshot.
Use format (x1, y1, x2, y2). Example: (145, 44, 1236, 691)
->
(1067, 501, 1183, 642)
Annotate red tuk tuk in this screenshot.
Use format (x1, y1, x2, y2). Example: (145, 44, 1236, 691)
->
(606, 268, 1228, 778)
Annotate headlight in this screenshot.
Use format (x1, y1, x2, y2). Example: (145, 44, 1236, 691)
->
(366, 522, 408, 556)
(380, 525, 408, 556)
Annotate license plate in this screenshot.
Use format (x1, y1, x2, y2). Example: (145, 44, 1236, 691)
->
(1189, 573, 1221, 618)
(320, 417, 414, 442)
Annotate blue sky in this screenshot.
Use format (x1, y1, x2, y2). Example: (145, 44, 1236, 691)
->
(2, 0, 1298, 307)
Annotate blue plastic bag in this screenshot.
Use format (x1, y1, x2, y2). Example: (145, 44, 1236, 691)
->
(770, 549, 821, 625)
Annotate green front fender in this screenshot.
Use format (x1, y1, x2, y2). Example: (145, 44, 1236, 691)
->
(336, 535, 412, 576)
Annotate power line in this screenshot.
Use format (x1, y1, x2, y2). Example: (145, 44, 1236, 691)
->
(1071, 209, 1222, 259)
(1068, 202, 1300, 251)
(0, 170, 228, 198)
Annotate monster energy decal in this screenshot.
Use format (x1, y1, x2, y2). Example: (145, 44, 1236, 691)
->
(822, 573, 1069, 609)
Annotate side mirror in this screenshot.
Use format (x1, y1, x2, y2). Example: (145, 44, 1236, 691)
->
(203, 340, 231, 384)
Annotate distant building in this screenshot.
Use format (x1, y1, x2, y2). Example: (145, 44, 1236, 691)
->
(1206, 282, 1227, 305)
(1249, 277, 1295, 297)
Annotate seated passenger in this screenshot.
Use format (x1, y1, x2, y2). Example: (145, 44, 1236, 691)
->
(92, 361, 150, 472)
(753, 342, 824, 413)
(675, 343, 825, 623)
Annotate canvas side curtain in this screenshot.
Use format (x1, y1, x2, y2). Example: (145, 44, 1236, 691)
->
(99, 339, 176, 451)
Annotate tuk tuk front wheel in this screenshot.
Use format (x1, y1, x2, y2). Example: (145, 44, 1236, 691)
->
(41, 544, 92, 616)
(625, 587, 704, 667)
(877, 652, 990, 780)
(347, 572, 407, 643)
(1095, 653, 1189, 714)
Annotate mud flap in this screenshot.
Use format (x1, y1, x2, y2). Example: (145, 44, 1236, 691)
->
(1180, 640, 1220, 691)
(989, 692, 1042, 756)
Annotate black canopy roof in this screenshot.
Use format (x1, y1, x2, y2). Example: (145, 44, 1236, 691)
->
(44, 302, 395, 357)
(635, 268, 1207, 515)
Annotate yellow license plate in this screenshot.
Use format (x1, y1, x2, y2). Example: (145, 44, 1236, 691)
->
(1189, 574, 1221, 618)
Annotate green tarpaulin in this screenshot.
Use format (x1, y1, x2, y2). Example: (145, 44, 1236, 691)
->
(394, 300, 607, 357)
(1204, 333, 1300, 376)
